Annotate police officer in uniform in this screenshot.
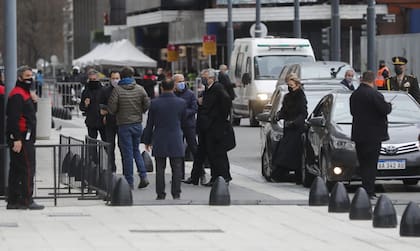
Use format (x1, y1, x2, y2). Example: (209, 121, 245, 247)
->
(387, 56, 420, 104)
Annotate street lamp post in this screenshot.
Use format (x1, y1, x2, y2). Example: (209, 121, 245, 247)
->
(255, 0, 262, 38)
(227, 0, 234, 65)
(331, 0, 340, 61)
(367, 0, 376, 71)
(294, 0, 301, 38)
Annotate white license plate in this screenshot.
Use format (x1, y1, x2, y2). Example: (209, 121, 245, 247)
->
(377, 159, 406, 170)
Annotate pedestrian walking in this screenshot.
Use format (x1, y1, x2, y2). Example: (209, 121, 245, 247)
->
(375, 60, 390, 90)
(79, 69, 106, 140)
(142, 69, 157, 99)
(143, 80, 187, 200)
(350, 71, 392, 199)
(173, 74, 198, 179)
(35, 69, 44, 98)
(218, 64, 236, 100)
(197, 69, 233, 186)
(387, 56, 420, 103)
(99, 70, 121, 173)
(340, 69, 355, 91)
(6, 65, 44, 210)
(273, 73, 308, 183)
(108, 66, 150, 189)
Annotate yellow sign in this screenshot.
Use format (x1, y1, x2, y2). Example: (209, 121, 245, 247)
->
(167, 44, 178, 62)
(202, 35, 216, 56)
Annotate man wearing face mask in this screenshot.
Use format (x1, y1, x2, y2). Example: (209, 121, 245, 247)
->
(79, 69, 106, 140)
(340, 69, 355, 91)
(388, 56, 420, 104)
(173, 74, 199, 181)
(99, 70, 121, 173)
(6, 66, 44, 210)
(142, 69, 157, 99)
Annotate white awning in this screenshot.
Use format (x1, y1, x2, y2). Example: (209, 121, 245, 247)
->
(204, 4, 388, 23)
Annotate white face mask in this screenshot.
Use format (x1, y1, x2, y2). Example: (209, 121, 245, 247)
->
(111, 79, 119, 87)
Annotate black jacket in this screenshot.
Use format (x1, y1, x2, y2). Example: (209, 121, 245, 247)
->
(340, 79, 355, 91)
(79, 81, 105, 128)
(0, 85, 5, 144)
(350, 83, 392, 143)
(99, 85, 117, 129)
(6, 82, 37, 142)
(218, 72, 236, 100)
(175, 88, 198, 128)
(276, 88, 308, 133)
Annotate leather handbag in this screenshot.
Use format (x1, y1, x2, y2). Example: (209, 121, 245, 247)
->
(142, 150, 154, 172)
(223, 120, 236, 151)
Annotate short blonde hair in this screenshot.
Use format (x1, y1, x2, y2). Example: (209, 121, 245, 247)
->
(286, 73, 301, 85)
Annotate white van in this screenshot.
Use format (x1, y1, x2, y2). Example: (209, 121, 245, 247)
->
(229, 37, 315, 126)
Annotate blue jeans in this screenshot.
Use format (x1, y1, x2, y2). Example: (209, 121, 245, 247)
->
(118, 123, 147, 185)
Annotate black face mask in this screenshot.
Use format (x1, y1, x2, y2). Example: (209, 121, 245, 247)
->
(395, 66, 403, 75)
(201, 77, 208, 87)
(288, 86, 293, 92)
(23, 78, 33, 85)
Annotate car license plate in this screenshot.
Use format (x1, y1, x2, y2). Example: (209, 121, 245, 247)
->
(377, 159, 406, 170)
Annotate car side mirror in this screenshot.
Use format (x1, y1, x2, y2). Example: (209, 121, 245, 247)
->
(256, 111, 271, 122)
(309, 116, 326, 127)
(242, 72, 251, 85)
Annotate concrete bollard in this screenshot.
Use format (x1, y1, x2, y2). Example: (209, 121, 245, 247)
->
(400, 201, 420, 237)
(110, 177, 133, 206)
(308, 176, 329, 206)
(373, 195, 397, 228)
(36, 97, 52, 139)
(328, 182, 350, 213)
(349, 187, 372, 220)
(209, 176, 231, 206)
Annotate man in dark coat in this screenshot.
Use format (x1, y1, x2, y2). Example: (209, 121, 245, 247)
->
(143, 80, 187, 200)
(173, 74, 198, 180)
(79, 69, 106, 140)
(274, 73, 308, 183)
(197, 69, 233, 186)
(387, 56, 420, 104)
(142, 69, 157, 99)
(99, 70, 121, 172)
(218, 64, 236, 100)
(350, 71, 392, 199)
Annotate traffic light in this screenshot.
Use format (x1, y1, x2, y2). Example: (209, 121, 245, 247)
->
(321, 27, 331, 46)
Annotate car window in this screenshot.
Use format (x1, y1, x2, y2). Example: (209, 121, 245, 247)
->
(254, 55, 313, 80)
(235, 53, 244, 78)
(299, 64, 353, 80)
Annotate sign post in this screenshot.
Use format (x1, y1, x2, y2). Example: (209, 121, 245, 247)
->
(202, 35, 216, 68)
(167, 44, 178, 75)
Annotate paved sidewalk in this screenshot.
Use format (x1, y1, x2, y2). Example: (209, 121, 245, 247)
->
(1, 117, 420, 250)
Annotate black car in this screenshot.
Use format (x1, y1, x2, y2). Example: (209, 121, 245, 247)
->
(304, 91, 420, 189)
(257, 82, 347, 183)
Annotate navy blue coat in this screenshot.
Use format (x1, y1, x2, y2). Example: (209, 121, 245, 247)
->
(175, 88, 197, 129)
(143, 92, 187, 157)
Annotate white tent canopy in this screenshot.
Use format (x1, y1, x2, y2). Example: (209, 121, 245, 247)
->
(73, 39, 157, 68)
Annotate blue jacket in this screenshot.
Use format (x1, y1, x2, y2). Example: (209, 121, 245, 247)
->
(143, 92, 187, 157)
(175, 88, 197, 128)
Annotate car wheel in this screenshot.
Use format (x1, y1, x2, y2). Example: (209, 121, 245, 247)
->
(302, 147, 315, 188)
(249, 108, 259, 127)
(320, 152, 336, 191)
(402, 179, 419, 186)
(262, 147, 273, 182)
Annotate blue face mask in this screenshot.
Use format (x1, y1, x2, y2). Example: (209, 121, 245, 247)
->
(177, 82, 186, 91)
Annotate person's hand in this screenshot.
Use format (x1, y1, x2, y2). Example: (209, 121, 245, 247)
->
(102, 116, 107, 125)
(30, 91, 38, 103)
(12, 140, 22, 153)
(100, 109, 108, 116)
(84, 98, 90, 106)
(145, 144, 152, 152)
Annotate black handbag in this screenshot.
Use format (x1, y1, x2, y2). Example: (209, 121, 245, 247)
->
(223, 121, 236, 151)
(142, 150, 154, 172)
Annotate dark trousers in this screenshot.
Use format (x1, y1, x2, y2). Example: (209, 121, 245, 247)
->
(182, 126, 198, 178)
(8, 140, 36, 206)
(105, 125, 118, 172)
(190, 131, 207, 183)
(155, 157, 183, 198)
(355, 141, 381, 196)
(87, 127, 106, 141)
(204, 132, 231, 182)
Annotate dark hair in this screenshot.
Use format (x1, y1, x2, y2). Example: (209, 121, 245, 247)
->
(17, 65, 32, 78)
(161, 80, 174, 91)
(361, 71, 375, 83)
(120, 66, 134, 78)
(109, 69, 120, 77)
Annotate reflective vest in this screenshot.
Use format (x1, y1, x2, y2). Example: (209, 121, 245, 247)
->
(376, 66, 390, 87)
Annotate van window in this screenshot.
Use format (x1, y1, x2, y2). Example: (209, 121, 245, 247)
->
(235, 53, 244, 78)
(245, 57, 251, 74)
(254, 55, 314, 80)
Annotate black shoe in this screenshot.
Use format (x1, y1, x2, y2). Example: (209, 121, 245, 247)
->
(6, 203, 27, 210)
(28, 201, 45, 210)
(156, 194, 166, 200)
(173, 194, 180, 200)
(202, 180, 215, 187)
(182, 177, 198, 185)
(138, 177, 149, 189)
(199, 174, 208, 186)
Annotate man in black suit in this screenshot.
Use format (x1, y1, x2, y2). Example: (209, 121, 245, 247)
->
(350, 71, 392, 199)
(143, 80, 187, 200)
(198, 69, 233, 186)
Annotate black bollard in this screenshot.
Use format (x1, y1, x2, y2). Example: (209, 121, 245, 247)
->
(209, 176, 231, 206)
(110, 177, 133, 206)
(400, 201, 420, 237)
(328, 182, 350, 213)
(349, 187, 372, 220)
(373, 195, 397, 228)
(308, 176, 329, 206)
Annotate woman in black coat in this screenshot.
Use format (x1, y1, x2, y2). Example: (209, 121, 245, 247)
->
(273, 73, 308, 182)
